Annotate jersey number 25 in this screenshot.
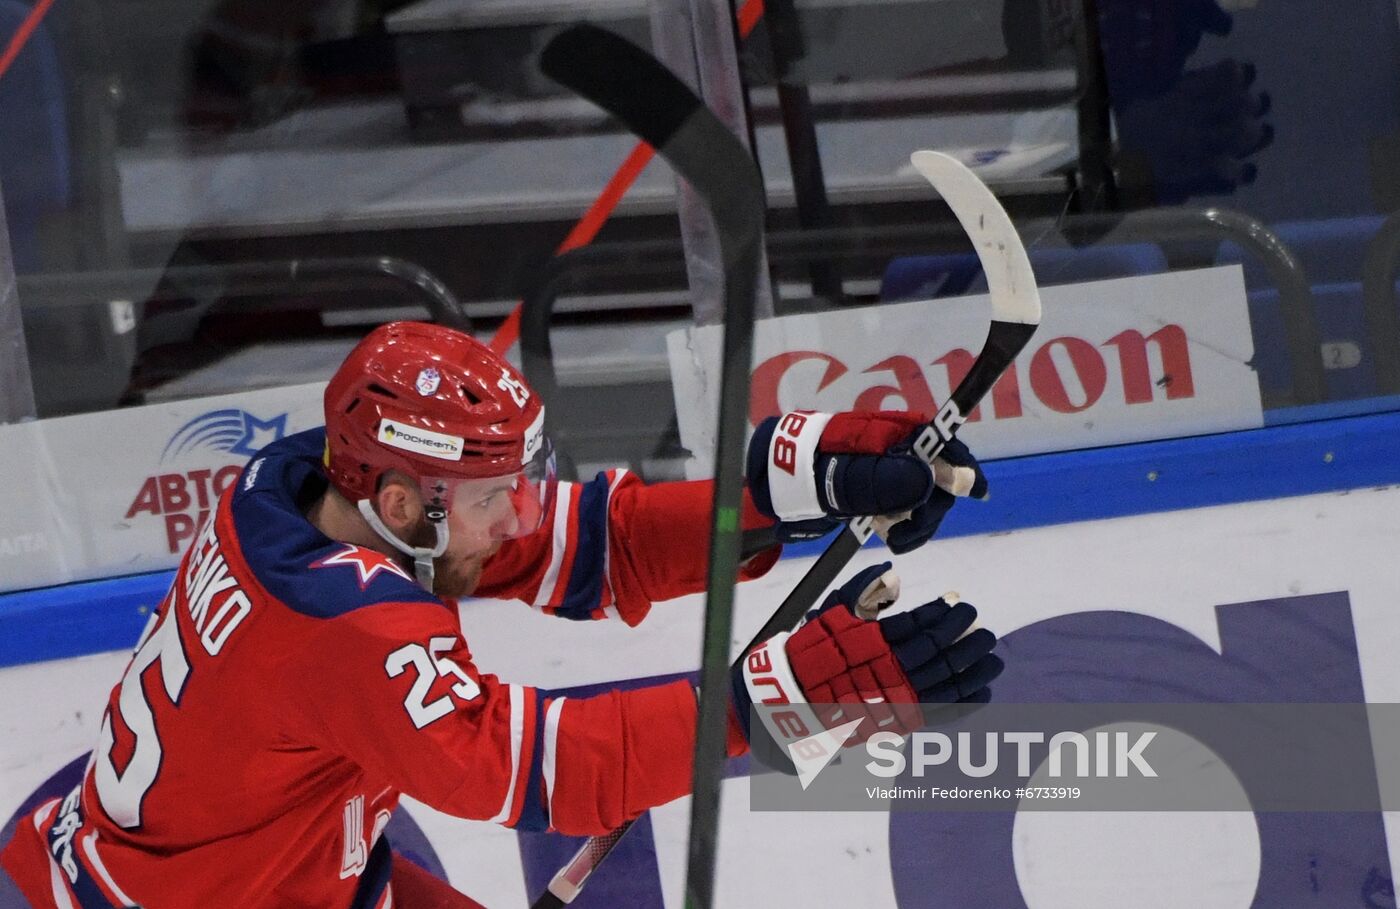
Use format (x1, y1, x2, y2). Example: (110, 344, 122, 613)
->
(385, 637, 481, 729)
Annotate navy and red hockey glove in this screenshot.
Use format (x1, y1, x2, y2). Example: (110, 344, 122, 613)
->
(732, 563, 1003, 768)
(746, 410, 988, 554)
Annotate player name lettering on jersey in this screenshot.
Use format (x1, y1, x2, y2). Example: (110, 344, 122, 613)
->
(182, 517, 253, 656)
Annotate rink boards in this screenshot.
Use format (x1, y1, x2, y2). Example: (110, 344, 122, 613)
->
(4, 408, 1400, 907)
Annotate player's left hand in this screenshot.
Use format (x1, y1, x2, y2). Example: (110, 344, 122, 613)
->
(732, 563, 1003, 766)
(794, 562, 1003, 719)
(746, 410, 987, 554)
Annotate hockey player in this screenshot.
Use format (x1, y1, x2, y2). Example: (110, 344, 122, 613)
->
(0, 322, 1001, 908)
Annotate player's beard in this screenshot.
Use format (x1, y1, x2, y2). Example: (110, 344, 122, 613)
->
(403, 516, 495, 599)
(430, 550, 489, 599)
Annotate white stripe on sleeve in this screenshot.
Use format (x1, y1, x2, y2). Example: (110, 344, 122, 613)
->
(542, 697, 567, 821)
(534, 484, 575, 608)
(487, 684, 527, 824)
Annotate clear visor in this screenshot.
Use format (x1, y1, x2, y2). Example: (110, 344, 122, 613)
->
(419, 436, 557, 541)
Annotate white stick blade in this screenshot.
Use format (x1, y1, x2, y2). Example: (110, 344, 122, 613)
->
(909, 150, 1042, 326)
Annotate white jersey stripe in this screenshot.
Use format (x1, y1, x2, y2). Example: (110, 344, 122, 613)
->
(534, 484, 574, 609)
(30, 798, 56, 834)
(32, 801, 75, 909)
(82, 830, 137, 907)
(46, 856, 76, 909)
(486, 684, 527, 824)
(542, 697, 567, 821)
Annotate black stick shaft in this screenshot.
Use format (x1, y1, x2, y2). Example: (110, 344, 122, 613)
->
(536, 24, 765, 909)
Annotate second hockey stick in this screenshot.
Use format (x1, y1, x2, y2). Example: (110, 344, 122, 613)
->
(533, 22, 766, 909)
(531, 147, 1041, 907)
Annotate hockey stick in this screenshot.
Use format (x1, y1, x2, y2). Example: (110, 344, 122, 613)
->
(532, 23, 766, 909)
(738, 149, 1043, 651)
(531, 146, 1041, 908)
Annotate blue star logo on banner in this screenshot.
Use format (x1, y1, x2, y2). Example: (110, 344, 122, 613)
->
(161, 409, 289, 463)
(229, 412, 288, 457)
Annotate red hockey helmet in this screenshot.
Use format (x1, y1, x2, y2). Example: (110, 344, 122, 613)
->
(324, 322, 553, 537)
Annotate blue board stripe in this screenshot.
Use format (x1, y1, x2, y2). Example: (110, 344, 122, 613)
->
(781, 407, 1400, 555)
(0, 571, 173, 668)
(5, 408, 1400, 667)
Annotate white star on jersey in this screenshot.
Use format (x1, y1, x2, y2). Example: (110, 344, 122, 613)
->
(311, 544, 414, 589)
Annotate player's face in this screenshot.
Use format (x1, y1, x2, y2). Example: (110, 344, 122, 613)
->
(429, 476, 525, 598)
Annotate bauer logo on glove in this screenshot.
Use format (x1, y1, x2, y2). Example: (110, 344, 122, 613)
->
(731, 562, 1003, 777)
(747, 410, 988, 553)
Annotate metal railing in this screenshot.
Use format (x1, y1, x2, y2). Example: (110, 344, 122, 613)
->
(17, 256, 470, 333)
(15, 255, 469, 416)
(1361, 212, 1400, 395)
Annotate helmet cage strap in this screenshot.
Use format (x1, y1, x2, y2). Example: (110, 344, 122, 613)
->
(356, 498, 450, 593)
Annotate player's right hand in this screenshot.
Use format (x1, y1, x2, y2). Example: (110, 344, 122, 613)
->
(730, 563, 1003, 769)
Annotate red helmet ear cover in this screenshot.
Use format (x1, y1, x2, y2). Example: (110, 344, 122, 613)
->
(323, 322, 544, 503)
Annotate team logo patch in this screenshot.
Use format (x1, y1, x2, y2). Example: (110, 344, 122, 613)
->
(311, 544, 414, 589)
(416, 367, 441, 397)
(378, 420, 464, 461)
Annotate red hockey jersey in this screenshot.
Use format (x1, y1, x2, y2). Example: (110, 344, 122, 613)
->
(1, 429, 771, 908)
